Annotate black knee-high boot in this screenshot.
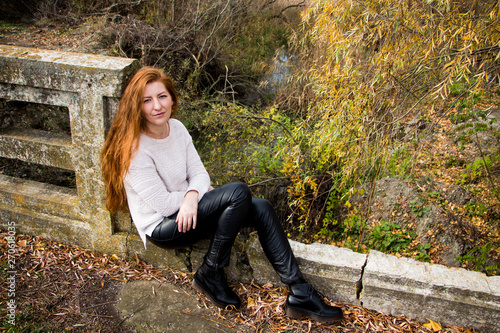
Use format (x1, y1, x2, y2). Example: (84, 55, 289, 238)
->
(249, 198, 343, 322)
(286, 282, 343, 323)
(193, 238, 241, 309)
(192, 182, 252, 309)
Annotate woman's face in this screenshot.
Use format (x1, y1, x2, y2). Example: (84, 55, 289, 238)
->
(141, 81, 174, 134)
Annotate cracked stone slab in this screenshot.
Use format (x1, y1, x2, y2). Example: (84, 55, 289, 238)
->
(247, 232, 367, 304)
(116, 280, 249, 332)
(360, 250, 500, 333)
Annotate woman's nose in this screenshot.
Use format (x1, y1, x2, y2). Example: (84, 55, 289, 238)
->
(153, 98, 161, 110)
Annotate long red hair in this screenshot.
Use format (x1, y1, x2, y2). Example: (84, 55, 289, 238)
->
(101, 67, 178, 213)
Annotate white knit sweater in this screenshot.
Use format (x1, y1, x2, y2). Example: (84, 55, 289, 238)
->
(124, 119, 211, 247)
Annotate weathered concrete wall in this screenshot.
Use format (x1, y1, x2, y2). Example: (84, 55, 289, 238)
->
(248, 234, 367, 304)
(248, 236, 500, 333)
(0, 45, 139, 252)
(361, 250, 500, 332)
(0, 45, 499, 332)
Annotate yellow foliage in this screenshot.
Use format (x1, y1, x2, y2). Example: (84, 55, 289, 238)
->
(277, 0, 500, 223)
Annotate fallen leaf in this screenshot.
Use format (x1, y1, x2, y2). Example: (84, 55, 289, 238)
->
(247, 296, 255, 308)
(17, 240, 27, 247)
(423, 318, 442, 331)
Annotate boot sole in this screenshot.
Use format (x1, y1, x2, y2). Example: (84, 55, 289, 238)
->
(192, 279, 239, 310)
(285, 305, 343, 323)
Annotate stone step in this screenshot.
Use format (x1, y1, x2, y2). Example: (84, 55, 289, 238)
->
(0, 128, 73, 170)
(0, 174, 81, 221)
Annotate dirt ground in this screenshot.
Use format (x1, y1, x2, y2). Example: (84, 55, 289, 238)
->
(1, 232, 135, 332)
(0, 17, 110, 54)
(1, 232, 476, 332)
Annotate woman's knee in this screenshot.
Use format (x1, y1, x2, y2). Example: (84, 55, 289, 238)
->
(251, 197, 278, 222)
(252, 197, 273, 212)
(224, 181, 252, 204)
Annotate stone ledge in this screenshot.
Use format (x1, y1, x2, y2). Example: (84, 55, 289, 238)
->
(247, 233, 366, 305)
(0, 128, 73, 170)
(0, 174, 81, 221)
(360, 250, 500, 332)
(247, 234, 499, 332)
(0, 204, 94, 250)
(0, 44, 138, 96)
(119, 232, 254, 285)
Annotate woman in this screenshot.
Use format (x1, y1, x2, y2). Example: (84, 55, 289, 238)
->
(101, 67, 343, 323)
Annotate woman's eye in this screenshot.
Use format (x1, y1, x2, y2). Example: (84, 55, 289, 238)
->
(143, 98, 151, 103)
(160, 94, 168, 99)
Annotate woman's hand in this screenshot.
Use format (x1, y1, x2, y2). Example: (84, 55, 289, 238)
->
(176, 190, 199, 233)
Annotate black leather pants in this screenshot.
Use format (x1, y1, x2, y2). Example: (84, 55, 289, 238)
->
(147, 182, 304, 285)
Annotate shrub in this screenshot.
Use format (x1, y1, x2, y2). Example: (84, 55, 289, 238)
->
(276, 0, 500, 225)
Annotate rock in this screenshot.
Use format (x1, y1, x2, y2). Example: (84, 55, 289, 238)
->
(116, 280, 250, 332)
(486, 107, 500, 130)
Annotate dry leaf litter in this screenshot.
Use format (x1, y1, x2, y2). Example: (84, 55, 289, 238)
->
(0, 232, 476, 332)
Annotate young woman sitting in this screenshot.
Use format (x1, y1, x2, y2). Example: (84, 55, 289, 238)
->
(101, 67, 343, 323)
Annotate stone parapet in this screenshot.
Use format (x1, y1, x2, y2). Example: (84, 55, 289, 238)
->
(247, 233, 367, 304)
(0, 45, 139, 252)
(249, 237, 500, 332)
(360, 250, 500, 332)
(247, 233, 500, 332)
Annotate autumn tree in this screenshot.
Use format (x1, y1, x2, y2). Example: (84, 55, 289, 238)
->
(277, 0, 500, 225)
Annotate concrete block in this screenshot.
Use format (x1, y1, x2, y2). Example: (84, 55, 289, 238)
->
(0, 128, 73, 170)
(114, 234, 253, 285)
(360, 250, 500, 332)
(248, 232, 367, 304)
(0, 174, 80, 220)
(0, 44, 137, 95)
(0, 203, 94, 250)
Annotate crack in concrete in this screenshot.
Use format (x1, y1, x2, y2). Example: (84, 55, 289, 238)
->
(356, 255, 368, 305)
